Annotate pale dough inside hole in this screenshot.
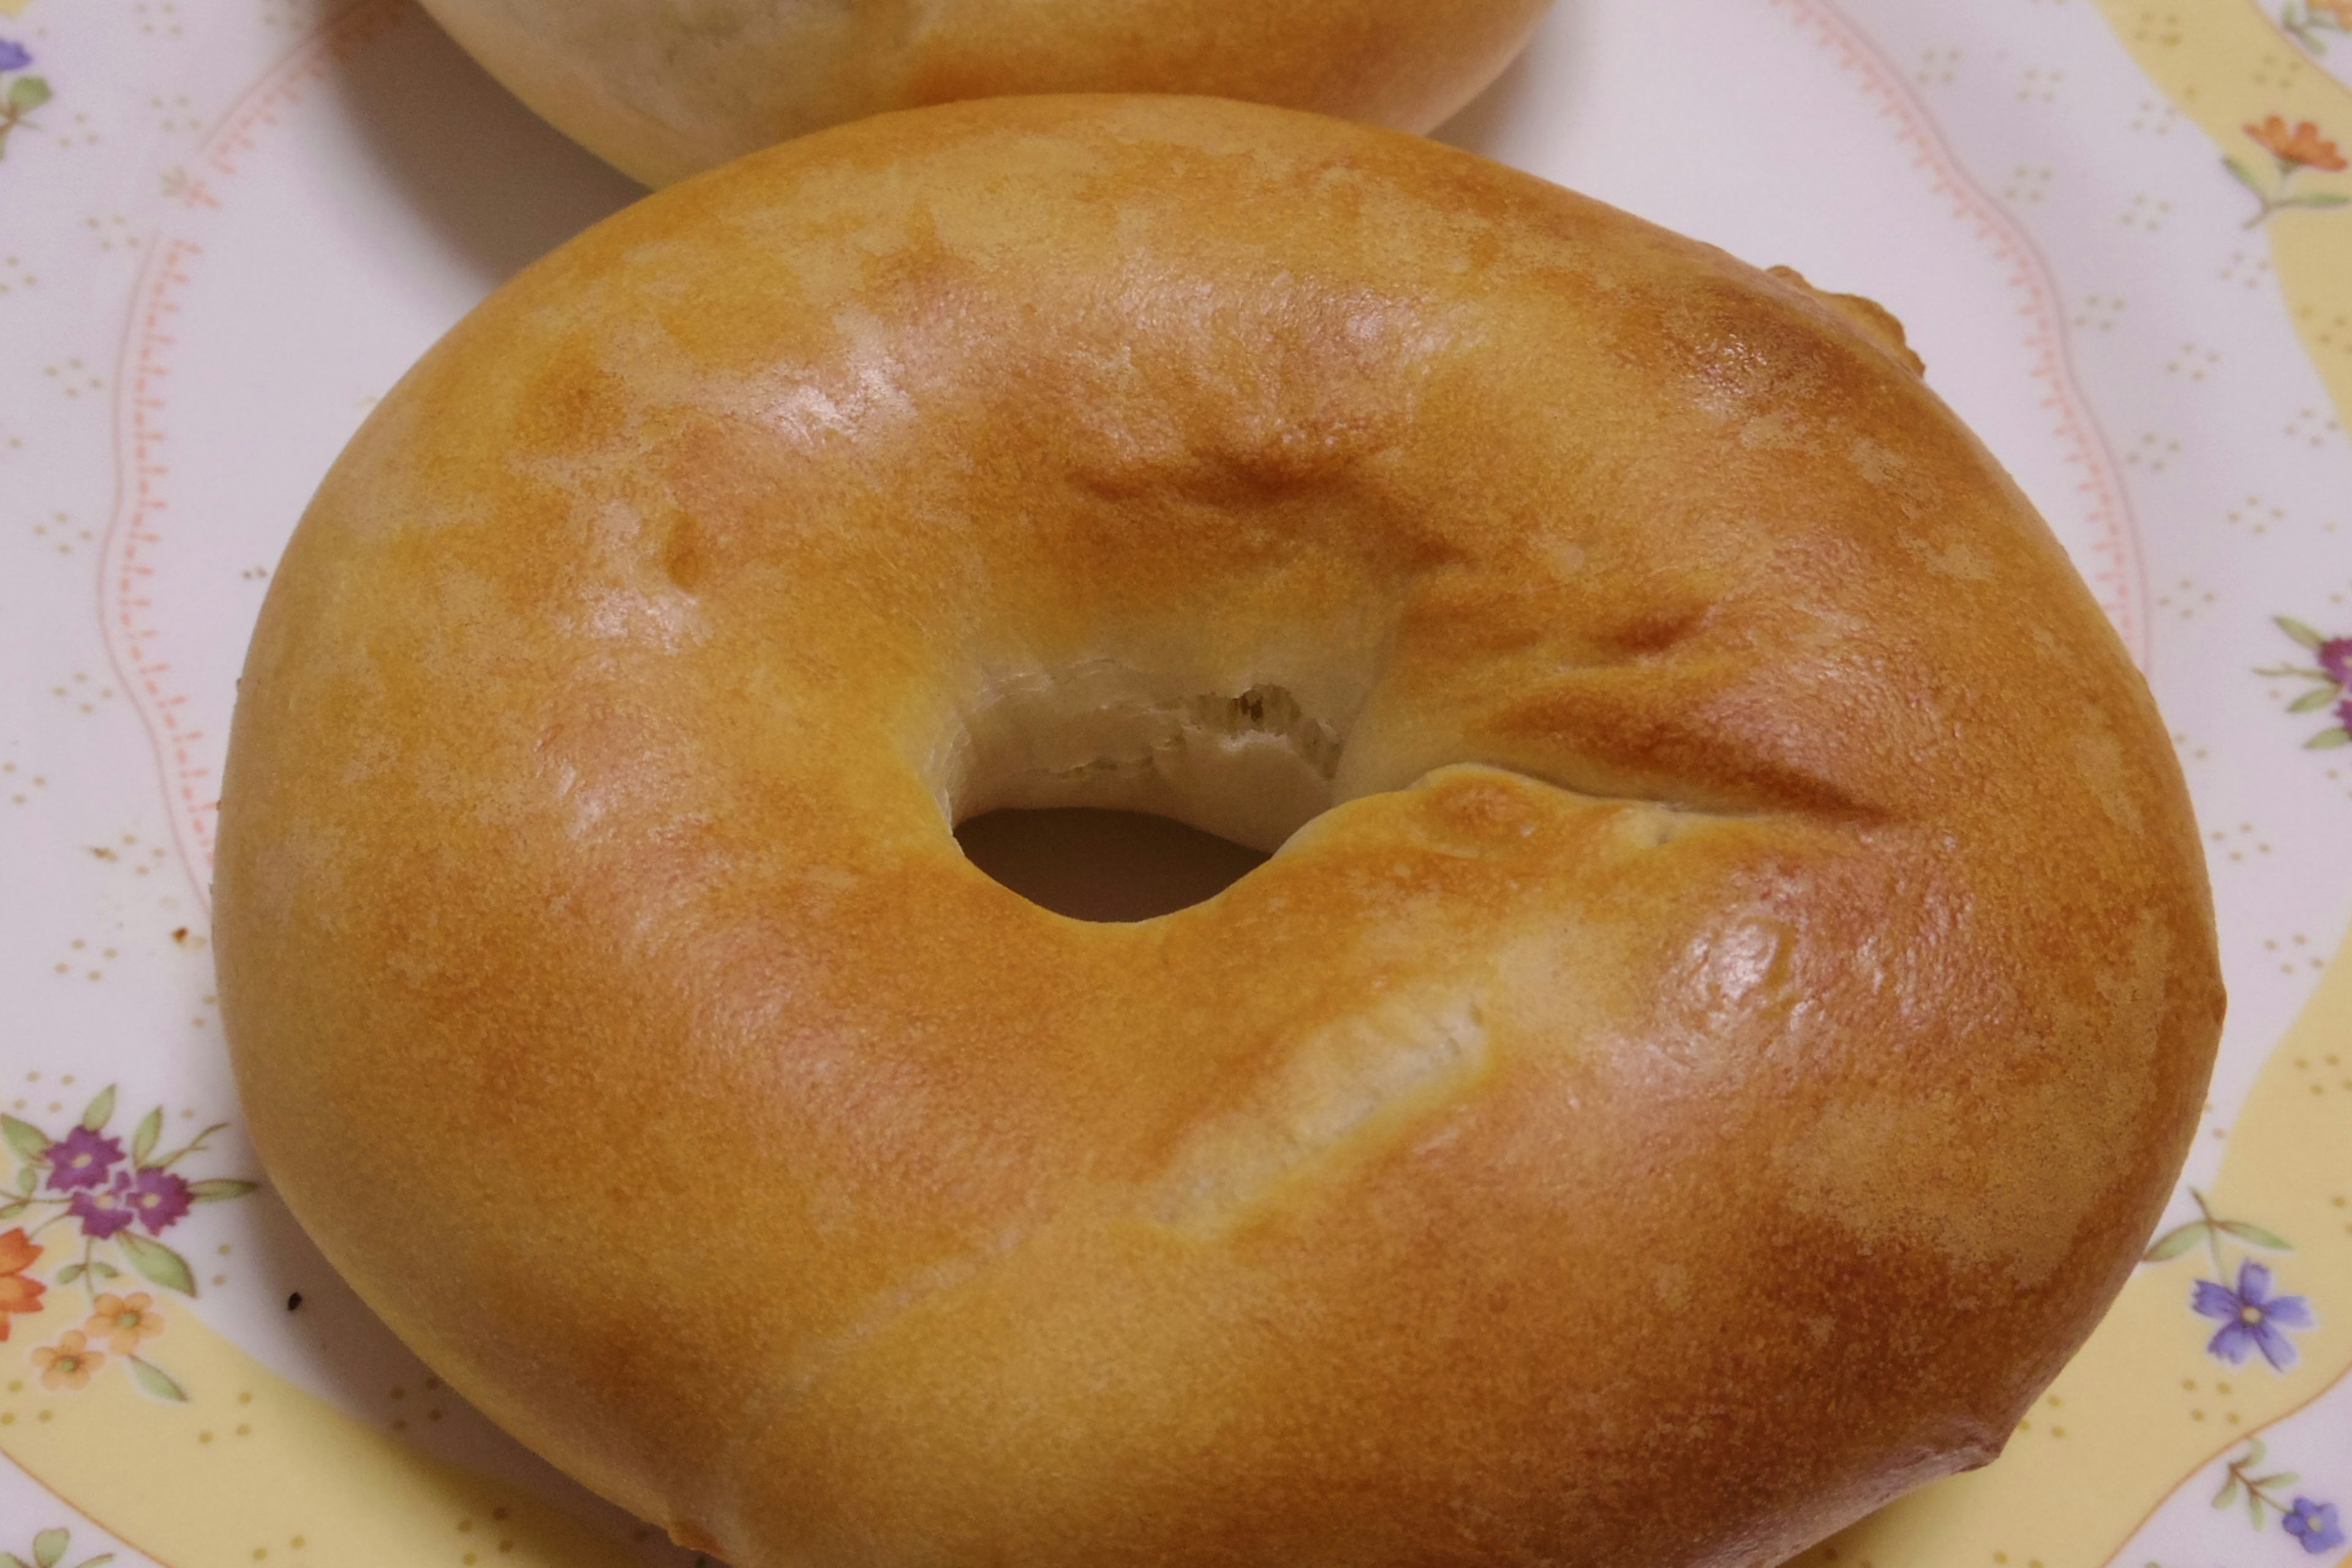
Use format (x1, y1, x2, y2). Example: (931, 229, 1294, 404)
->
(941, 664, 1348, 851)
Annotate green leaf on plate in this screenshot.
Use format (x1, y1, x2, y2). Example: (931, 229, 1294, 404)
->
(2143, 1221, 2209, 1262)
(77, 1556, 116, 1568)
(130, 1107, 162, 1168)
(2288, 686, 2340, 712)
(2217, 1219, 2292, 1251)
(187, 1179, 258, 1203)
(53, 1262, 83, 1285)
(77, 1086, 114, 1134)
(2305, 726, 2352, 750)
(13, 1164, 33, 1194)
(31, 1532, 66, 1568)
(118, 1231, 195, 1296)
(2224, 157, 2265, 193)
(6, 75, 49, 113)
(2293, 192, 2351, 208)
(127, 1355, 188, 1403)
(2249, 1485, 2267, 1529)
(2213, 1473, 2242, 1510)
(2278, 616, 2328, 649)
(0, 1201, 26, 1221)
(152, 1123, 225, 1170)
(91, 1261, 118, 1280)
(2, 1551, 34, 1568)
(2251, 1472, 2300, 1490)
(2, 1116, 51, 1163)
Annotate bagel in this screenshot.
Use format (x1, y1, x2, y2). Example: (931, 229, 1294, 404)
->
(414, 0, 1551, 185)
(215, 96, 2223, 1568)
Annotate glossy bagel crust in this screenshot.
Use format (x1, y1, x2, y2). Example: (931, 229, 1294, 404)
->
(414, 0, 1553, 186)
(216, 97, 2223, 1568)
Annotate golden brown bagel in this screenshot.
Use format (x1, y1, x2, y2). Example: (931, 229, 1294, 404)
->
(415, 0, 1552, 186)
(215, 96, 2223, 1568)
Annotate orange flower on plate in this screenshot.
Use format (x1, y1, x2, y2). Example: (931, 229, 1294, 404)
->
(0, 1227, 43, 1342)
(85, 1291, 163, 1356)
(2247, 116, 2349, 173)
(31, 1330, 103, 1391)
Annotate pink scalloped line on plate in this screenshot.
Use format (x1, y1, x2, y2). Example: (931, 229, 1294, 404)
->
(198, 0, 404, 183)
(98, 0, 405, 911)
(1772, 0, 2150, 666)
(105, 231, 212, 900)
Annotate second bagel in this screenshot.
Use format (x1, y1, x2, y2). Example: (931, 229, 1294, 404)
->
(418, 0, 1555, 185)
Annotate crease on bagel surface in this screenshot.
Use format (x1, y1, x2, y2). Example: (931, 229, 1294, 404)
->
(211, 96, 2223, 1568)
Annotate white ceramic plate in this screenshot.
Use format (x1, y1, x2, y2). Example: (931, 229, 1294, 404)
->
(2, 1, 2350, 1562)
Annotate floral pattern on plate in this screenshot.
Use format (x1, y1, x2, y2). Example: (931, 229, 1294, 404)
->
(2144, 1190, 2316, 1371)
(2280, 1, 2352, 56)
(2260, 617, 2352, 750)
(0, 36, 47, 164)
(1, 1529, 113, 1568)
(2211, 1437, 2347, 1555)
(0, 1088, 255, 1400)
(2228, 116, 2352, 227)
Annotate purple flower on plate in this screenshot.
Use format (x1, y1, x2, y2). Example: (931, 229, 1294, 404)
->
(120, 1166, 192, 1234)
(45, 1126, 123, 1193)
(2193, 1261, 2314, 1370)
(2322, 637, 2352, 688)
(66, 1183, 135, 1242)
(2284, 1498, 2347, 1556)
(0, 40, 31, 73)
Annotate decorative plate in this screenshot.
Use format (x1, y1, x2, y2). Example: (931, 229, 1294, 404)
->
(2, 0, 2348, 1562)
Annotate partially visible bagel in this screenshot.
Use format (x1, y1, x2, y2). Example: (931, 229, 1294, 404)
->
(415, 0, 1553, 185)
(215, 97, 2223, 1568)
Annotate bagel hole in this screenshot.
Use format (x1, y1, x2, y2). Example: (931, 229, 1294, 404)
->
(955, 809, 1270, 922)
(941, 674, 1345, 918)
